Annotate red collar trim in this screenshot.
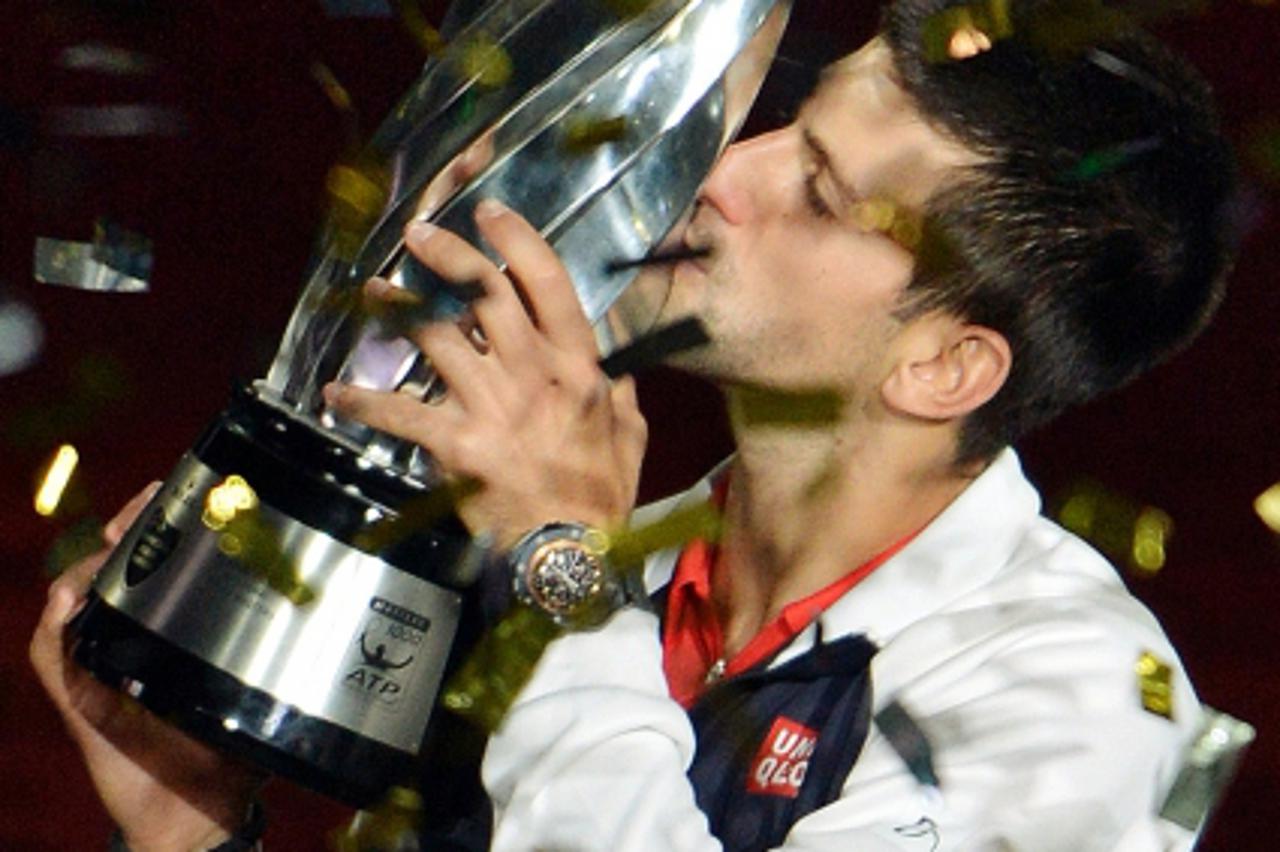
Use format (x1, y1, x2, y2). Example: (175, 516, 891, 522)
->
(661, 480, 917, 708)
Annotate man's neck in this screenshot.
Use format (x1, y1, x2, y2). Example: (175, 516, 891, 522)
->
(714, 417, 981, 658)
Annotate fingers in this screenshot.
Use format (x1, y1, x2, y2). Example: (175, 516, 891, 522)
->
(105, 481, 162, 545)
(402, 220, 539, 371)
(43, 479, 159, 645)
(610, 376, 648, 484)
(324, 382, 455, 459)
(472, 199, 597, 358)
(30, 548, 106, 718)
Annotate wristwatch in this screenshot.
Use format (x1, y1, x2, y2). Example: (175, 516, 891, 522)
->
(508, 521, 637, 629)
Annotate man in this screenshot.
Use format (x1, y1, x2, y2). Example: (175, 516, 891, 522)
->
(32, 0, 1236, 848)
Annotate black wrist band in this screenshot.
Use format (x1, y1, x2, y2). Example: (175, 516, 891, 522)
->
(108, 801, 266, 852)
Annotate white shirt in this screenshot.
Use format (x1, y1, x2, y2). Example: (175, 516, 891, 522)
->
(482, 449, 1201, 850)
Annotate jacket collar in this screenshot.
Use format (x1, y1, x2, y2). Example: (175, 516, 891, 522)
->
(817, 447, 1040, 647)
(642, 448, 1039, 650)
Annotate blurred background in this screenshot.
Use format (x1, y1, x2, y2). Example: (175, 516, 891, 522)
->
(0, 0, 1276, 847)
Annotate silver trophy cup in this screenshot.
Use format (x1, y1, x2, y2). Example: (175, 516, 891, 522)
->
(72, 0, 789, 806)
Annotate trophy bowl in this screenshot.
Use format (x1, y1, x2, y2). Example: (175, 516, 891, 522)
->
(71, 0, 789, 807)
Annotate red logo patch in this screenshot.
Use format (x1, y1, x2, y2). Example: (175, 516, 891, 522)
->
(746, 715, 818, 798)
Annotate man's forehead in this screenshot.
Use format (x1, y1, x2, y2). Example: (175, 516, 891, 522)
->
(803, 38, 981, 205)
(822, 36, 896, 81)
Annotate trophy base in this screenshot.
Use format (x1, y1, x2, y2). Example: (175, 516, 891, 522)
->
(73, 590, 416, 807)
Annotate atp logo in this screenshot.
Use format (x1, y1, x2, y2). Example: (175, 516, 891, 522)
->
(341, 596, 429, 706)
(746, 715, 819, 798)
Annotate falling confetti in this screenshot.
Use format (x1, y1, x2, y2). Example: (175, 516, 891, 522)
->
(920, 0, 1013, 63)
(1054, 479, 1174, 576)
(326, 161, 390, 261)
(1135, 650, 1174, 719)
(562, 114, 629, 154)
(45, 517, 107, 578)
(728, 383, 843, 429)
(330, 785, 423, 851)
(457, 36, 513, 88)
(203, 475, 316, 604)
(34, 444, 80, 517)
(875, 699, 942, 794)
(34, 219, 153, 293)
(392, 0, 447, 54)
(57, 43, 158, 75)
(1254, 482, 1280, 533)
(2, 353, 135, 450)
(603, 245, 712, 274)
(442, 602, 561, 731)
(353, 478, 480, 553)
(311, 61, 361, 150)
(851, 197, 926, 252)
(606, 499, 723, 567)
(1158, 707, 1255, 833)
(598, 317, 710, 379)
(45, 104, 186, 137)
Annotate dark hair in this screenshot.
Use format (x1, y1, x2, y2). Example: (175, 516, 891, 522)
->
(881, 0, 1238, 463)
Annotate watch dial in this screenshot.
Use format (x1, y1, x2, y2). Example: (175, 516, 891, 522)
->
(529, 542, 603, 614)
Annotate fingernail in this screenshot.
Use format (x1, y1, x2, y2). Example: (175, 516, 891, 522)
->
(475, 198, 509, 221)
(406, 220, 437, 244)
(323, 382, 344, 407)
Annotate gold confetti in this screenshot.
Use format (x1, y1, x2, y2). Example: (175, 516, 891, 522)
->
(1130, 507, 1173, 576)
(354, 478, 480, 553)
(44, 517, 105, 577)
(606, 500, 723, 567)
(728, 383, 844, 429)
(1254, 482, 1280, 533)
(458, 36, 513, 88)
(325, 161, 389, 261)
(442, 603, 561, 731)
(1054, 479, 1174, 576)
(1135, 650, 1174, 719)
(34, 444, 79, 517)
(392, 0, 446, 55)
(202, 474, 258, 531)
(850, 197, 925, 252)
(562, 114, 629, 153)
(330, 785, 423, 851)
(920, 0, 1013, 63)
(203, 475, 315, 605)
(603, 0, 660, 16)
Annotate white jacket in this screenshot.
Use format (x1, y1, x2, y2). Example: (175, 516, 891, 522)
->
(482, 449, 1201, 850)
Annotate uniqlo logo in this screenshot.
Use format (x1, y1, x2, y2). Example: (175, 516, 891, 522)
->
(746, 715, 818, 798)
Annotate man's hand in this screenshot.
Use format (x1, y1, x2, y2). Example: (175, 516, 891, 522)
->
(325, 199, 648, 547)
(30, 484, 262, 852)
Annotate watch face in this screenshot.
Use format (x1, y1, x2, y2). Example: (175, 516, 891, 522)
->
(526, 540, 604, 616)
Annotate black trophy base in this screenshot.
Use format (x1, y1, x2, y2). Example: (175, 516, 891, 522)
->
(72, 591, 416, 808)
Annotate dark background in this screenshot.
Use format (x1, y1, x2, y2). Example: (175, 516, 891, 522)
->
(1, 0, 1276, 848)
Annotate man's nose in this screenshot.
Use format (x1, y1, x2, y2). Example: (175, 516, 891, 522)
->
(697, 128, 795, 226)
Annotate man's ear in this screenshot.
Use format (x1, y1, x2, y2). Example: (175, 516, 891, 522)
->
(881, 316, 1011, 421)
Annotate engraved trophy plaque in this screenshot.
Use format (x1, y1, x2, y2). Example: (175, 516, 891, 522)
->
(71, 0, 789, 806)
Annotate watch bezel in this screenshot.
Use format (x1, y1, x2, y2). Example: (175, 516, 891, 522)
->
(509, 522, 617, 627)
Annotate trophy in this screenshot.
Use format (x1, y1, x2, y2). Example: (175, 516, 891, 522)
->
(71, 0, 789, 806)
